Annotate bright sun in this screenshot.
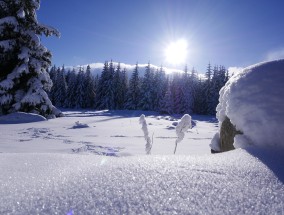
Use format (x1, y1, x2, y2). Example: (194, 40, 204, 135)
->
(164, 39, 188, 65)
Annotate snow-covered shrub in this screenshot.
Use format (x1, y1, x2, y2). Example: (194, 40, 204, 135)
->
(139, 114, 152, 155)
(216, 59, 284, 150)
(72, 121, 89, 129)
(174, 114, 192, 154)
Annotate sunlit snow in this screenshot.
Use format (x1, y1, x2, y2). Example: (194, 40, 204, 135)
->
(0, 110, 283, 214)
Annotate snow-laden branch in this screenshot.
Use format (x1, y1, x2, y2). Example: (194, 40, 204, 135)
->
(139, 114, 152, 155)
(174, 114, 192, 154)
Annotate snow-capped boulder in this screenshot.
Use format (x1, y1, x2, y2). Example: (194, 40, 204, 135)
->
(213, 59, 284, 150)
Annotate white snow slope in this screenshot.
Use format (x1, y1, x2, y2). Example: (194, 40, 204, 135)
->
(0, 110, 284, 214)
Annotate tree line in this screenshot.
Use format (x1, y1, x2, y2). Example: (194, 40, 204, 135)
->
(49, 61, 229, 115)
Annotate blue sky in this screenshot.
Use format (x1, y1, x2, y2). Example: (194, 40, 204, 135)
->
(38, 0, 284, 72)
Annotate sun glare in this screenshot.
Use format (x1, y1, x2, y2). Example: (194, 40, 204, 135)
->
(165, 39, 188, 65)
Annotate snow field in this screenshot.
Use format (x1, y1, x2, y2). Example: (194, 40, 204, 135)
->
(0, 110, 218, 155)
(0, 110, 283, 214)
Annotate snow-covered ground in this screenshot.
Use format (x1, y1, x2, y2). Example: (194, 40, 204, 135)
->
(0, 110, 283, 214)
(0, 110, 217, 156)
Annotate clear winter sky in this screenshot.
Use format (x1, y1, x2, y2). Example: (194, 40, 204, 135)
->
(38, 0, 284, 73)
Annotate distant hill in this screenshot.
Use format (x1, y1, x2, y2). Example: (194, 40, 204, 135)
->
(64, 62, 209, 80)
(66, 62, 184, 77)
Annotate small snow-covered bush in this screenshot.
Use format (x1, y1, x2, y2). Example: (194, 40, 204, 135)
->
(72, 121, 89, 129)
(174, 114, 192, 154)
(139, 114, 152, 155)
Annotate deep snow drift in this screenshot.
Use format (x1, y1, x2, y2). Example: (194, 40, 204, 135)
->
(216, 59, 284, 149)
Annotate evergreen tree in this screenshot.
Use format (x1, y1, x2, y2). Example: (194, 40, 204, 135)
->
(180, 65, 194, 114)
(204, 63, 214, 114)
(113, 63, 127, 110)
(84, 65, 95, 108)
(48, 65, 57, 102)
(53, 66, 67, 107)
(65, 68, 77, 108)
(93, 74, 99, 108)
(120, 68, 128, 109)
(125, 63, 140, 110)
(96, 61, 115, 110)
(106, 60, 115, 109)
(139, 63, 154, 110)
(194, 78, 207, 114)
(75, 67, 86, 108)
(171, 73, 182, 114)
(0, 0, 60, 117)
(153, 67, 167, 111)
(160, 79, 174, 114)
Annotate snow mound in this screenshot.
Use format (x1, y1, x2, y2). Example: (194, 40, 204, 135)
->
(0, 112, 46, 124)
(217, 59, 284, 149)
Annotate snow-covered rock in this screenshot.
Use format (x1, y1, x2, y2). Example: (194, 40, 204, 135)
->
(216, 59, 284, 149)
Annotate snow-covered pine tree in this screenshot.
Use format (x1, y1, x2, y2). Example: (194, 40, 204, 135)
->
(120, 68, 128, 109)
(75, 67, 86, 108)
(113, 63, 121, 109)
(205, 62, 214, 115)
(125, 63, 140, 110)
(96, 61, 115, 110)
(48, 65, 57, 102)
(171, 73, 183, 114)
(139, 62, 154, 110)
(153, 66, 167, 111)
(105, 60, 115, 109)
(65, 68, 78, 108)
(93, 74, 99, 108)
(52, 66, 67, 108)
(189, 67, 199, 109)
(0, 0, 61, 117)
(210, 65, 227, 114)
(113, 63, 128, 110)
(193, 78, 207, 114)
(160, 79, 174, 114)
(96, 61, 109, 109)
(180, 65, 194, 114)
(84, 65, 95, 108)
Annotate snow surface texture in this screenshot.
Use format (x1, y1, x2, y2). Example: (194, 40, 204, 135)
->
(0, 151, 283, 215)
(0, 110, 283, 214)
(216, 59, 284, 149)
